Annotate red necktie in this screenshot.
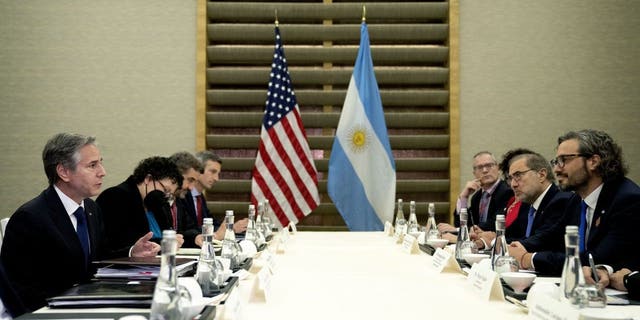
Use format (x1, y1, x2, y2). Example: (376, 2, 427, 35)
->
(170, 201, 177, 230)
(196, 195, 204, 226)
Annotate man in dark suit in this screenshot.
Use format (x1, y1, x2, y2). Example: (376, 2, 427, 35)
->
(169, 151, 203, 248)
(0, 133, 160, 313)
(609, 268, 640, 299)
(183, 151, 247, 244)
(503, 152, 578, 276)
(438, 151, 513, 243)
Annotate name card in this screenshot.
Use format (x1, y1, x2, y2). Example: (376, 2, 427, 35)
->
(384, 221, 393, 236)
(401, 234, 419, 254)
(466, 263, 504, 301)
(280, 228, 290, 243)
(223, 283, 245, 319)
(431, 248, 462, 273)
(262, 251, 277, 274)
(249, 266, 272, 303)
(528, 295, 579, 320)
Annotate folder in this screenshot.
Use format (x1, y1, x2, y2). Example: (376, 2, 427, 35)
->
(47, 280, 155, 308)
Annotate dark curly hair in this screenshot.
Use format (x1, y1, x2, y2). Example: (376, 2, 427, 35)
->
(557, 129, 628, 181)
(131, 156, 183, 187)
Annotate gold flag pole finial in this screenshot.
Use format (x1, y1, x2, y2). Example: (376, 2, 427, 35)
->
(362, 5, 366, 22)
(275, 9, 279, 27)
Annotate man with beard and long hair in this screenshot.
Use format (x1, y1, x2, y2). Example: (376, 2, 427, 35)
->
(552, 130, 640, 285)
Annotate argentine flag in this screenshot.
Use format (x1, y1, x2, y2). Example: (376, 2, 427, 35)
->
(328, 22, 396, 231)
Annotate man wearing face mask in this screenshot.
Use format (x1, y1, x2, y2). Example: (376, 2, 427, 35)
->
(97, 156, 185, 251)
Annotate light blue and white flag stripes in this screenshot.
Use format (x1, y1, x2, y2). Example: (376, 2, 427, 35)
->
(327, 22, 396, 231)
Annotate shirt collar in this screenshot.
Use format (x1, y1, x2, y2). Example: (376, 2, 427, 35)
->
(531, 184, 553, 211)
(53, 184, 84, 217)
(483, 179, 501, 195)
(583, 183, 604, 210)
(190, 187, 202, 198)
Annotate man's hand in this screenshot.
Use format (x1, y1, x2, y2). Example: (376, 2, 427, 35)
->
(460, 179, 481, 199)
(233, 218, 249, 233)
(437, 223, 456, 233)
(508, 241, 530, 269)
(176, 233, 184, 249)
(583, 266, 610, 288)
(131, 231, 161, 257)
(194, 234, 204, 247)
(610, 268, 631, 291)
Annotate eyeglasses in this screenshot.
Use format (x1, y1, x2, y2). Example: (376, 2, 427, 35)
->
(473, 163, 497, 172)
(154, 180, 177, 200)
(550, 153, 591, 168)
(506, 169, 535, 184)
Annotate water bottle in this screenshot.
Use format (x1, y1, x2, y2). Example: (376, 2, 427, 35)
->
(221, 210, 242, 269)
(394, 199, 407, 235)
(491, 215, 518, 273)
(455, 208, 475, 263)
(150, 230, 182, 320)
(195, 218, 223, 295)
(560, 225, 584, 302)
(425, 202, 440, 240)
(260, 201, 273, 238)
(407, 201, 419, 234)
(245, 204, 263, 246)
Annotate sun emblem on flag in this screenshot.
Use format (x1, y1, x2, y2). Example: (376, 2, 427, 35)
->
(347, 125, 370, 153)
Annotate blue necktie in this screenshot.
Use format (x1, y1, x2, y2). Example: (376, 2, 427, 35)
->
(525, 206, 536, 237)
(74, 207, 90, 264)
(578, 200, 587, 253)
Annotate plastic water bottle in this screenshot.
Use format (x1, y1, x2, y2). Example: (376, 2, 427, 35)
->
(150, 230, 181, 320)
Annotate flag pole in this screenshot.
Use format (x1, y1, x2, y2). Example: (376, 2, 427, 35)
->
(275, 9, 279, 27)
(362, 5, 366, 22)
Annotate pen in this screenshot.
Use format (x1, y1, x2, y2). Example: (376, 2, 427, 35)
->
(588, 253, 599, 283)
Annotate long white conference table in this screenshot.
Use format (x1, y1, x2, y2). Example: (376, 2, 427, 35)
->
(31, 232, 640, 319)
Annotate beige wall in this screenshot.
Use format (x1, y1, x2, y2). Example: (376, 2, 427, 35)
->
(1, 1, 638, 219)
(458, 0, 640, 190)
(0, 1, 197, 218)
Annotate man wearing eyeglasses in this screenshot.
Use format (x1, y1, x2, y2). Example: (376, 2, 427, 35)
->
(504, 152, 578, 275)
(552, 130, 640, 285)
(438, 151, 513, 243)
(97, 156, 185, 251)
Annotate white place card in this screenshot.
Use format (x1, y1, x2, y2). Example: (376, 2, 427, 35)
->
(384, 221, 393, 236)
(262, 251, 277, 274)
(431, 248, 462, 273)
(466, 263, 504, 301)
(224, 282, 246, 319)
(249, 266, 272, 303)
(528, 295, 579, 320)
(401, 233, 419, 254)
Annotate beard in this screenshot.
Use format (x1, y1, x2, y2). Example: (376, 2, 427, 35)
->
(558, 166, 590, 192)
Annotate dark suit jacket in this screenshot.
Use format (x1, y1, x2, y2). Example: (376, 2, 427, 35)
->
(453, 179, 514, 231)
(0, 262, 26, 317)
(97, 176, 169, 251)
(181, 189, 217, 228)
(512, 184, 576, 253)
(533, 177, 640, 276)
(0, 186, 124, 311)
(174, 196, 200, 248)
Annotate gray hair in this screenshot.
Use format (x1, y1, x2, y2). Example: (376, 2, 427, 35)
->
(169, 151, 203, 174)
(194, 150, 222, 173)
(42, 133, 96, 185)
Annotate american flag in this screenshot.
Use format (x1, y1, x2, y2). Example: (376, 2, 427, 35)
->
(250, 25, 320, 227)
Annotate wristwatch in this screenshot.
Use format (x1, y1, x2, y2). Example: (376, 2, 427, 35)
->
(624, 271, 639, 287)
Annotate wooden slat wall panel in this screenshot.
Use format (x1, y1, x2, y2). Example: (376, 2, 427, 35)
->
(206, 1, 450, 229)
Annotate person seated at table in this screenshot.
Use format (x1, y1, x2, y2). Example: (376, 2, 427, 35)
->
(438, 151, 513, 243)
(169, 151, 204, 248)
(0, 262, 26, 319)
(97, 156, 185, 251)
(472, 148, 534, 249)
(609, 269, 640, 299)
(513, 130, 640, 277)
(1, 133, 160, 313)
